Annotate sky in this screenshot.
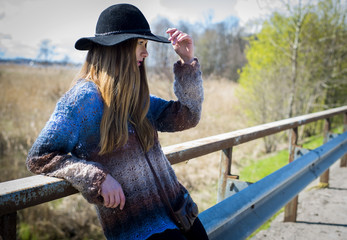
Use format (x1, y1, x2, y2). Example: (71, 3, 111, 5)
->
(0, 0, 281, 63)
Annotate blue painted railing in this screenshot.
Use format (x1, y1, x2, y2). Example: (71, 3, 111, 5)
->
(199, 131, 347, 240)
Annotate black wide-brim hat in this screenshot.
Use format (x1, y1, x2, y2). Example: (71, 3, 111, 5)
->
(75, 4, 170, 50)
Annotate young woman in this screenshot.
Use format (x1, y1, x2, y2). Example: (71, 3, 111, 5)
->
(26, 4, 208, 240)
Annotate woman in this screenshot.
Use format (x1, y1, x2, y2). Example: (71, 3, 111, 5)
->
(26, 4, 208, 240)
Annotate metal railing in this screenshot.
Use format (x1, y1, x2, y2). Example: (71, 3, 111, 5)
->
(1, 105, 347, 239)
(199, 131, 347, 239)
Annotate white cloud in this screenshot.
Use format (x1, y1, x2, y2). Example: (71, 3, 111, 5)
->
(156, 0, 238, 23)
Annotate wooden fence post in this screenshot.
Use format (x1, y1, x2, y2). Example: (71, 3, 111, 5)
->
(0, 212, 17, 240)
(341, 112, 347, 167)
(320, 118, 331, 185)
(284, 127, 299, 222)
(217, 147, 233, 202)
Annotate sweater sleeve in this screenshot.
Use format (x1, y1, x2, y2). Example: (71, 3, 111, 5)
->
(26, 81, 107, 205)
(149, 58, 204, 132)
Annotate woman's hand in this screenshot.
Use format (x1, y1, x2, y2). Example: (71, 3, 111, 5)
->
(101, 174, 126, 210)
(166, 28, 194, 64)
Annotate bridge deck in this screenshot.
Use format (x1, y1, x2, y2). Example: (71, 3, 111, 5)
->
(251, 161, 347, 239)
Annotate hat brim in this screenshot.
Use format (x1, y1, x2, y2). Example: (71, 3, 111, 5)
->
(75, 32, 170, 50)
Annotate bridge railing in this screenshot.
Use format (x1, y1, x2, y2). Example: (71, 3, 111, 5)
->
(1, 105, 347, 239)
(200, 131, 347, 239)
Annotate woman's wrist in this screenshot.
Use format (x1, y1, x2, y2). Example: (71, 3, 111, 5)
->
(180, 57, 195, 65)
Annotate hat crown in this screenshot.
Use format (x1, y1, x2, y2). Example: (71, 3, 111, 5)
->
(95, 4, 150, 36)
(75, 4, 169, 50)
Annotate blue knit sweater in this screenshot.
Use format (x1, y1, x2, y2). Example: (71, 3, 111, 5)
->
(26, 59, 203, 240)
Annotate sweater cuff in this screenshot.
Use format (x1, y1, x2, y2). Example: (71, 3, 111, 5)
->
(173, 58, 203, 115)
(174, 57, 200, 70)
(82, 168, 108, 205)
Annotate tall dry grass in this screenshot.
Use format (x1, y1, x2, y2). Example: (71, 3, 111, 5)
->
(0, 64, 262, 239)
(0, 65, 75, 181)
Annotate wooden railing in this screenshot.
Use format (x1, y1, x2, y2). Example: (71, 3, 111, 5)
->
(1, 105, 347, 239)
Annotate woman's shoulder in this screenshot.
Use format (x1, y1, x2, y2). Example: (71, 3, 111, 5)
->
(56, 79, 103, 116)
(66, 79, 101, 102)
(71, 79, 101, 98)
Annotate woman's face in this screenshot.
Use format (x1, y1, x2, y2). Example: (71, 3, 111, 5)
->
(136, 39, 149, 67)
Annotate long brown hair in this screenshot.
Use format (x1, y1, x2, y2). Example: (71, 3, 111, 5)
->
(76, 39, 154, 154)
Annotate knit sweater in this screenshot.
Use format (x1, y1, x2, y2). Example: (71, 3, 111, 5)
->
(26, 59, 203, 240)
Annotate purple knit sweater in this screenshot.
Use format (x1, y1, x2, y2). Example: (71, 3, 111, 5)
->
(26, 59, 203, 240)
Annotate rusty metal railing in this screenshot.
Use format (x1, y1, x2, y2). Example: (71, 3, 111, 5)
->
(1, 105, 347, 239)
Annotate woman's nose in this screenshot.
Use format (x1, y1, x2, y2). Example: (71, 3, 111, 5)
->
(142, 49, 148, 58)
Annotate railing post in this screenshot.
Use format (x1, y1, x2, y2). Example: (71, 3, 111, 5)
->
(320, 118, 331, 185)
(217, 147, 233, 202)
(284, 127, 299, 222)
(0, 212, 17, 240)
(341, 112, 347, 167)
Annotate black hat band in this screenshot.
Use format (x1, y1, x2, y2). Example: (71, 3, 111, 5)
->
(95, 29, 151, 36)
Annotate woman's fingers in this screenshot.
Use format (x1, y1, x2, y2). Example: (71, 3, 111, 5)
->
(177, 33, 190, 43)
(103, 191, 124, 209)
(169, 30, 181, 41)
(103, 194, 110, 207)
(112, 193, 120, 208)
(167, 27, 194, 63)
(101, 174, 126, 209)
(119, 189, 126, 210)
(104, 189, 122, 208)
(167, 28, 183, 44)
(166, 28, 177, 34)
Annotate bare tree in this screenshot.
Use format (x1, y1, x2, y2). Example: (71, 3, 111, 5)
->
(286, 0, 308, 118)
(149, 17, 176, 80)
(37, 39, 55, 63)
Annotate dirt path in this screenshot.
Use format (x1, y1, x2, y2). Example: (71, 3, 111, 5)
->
(251, 160, 347, 240)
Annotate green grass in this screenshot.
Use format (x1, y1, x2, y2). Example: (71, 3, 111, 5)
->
(301, 125, 343, 150)
(240, 127, 342, 184)
(302, 134, 324, 149)
(239, 149, 289, 183)
(19, 223, 39, 240)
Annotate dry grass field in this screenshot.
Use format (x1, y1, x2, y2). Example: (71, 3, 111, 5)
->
(0, 64, 263, 239)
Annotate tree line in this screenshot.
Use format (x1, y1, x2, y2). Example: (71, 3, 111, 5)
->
(149, 14, 248, 81)
(237, 0, 347, 151)
(149, 0, 347, 152)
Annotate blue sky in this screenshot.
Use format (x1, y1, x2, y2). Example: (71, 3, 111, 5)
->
(0, 0, 284, 63)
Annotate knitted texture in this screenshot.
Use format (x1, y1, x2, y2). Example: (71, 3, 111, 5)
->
(26, 59, 203, 240)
